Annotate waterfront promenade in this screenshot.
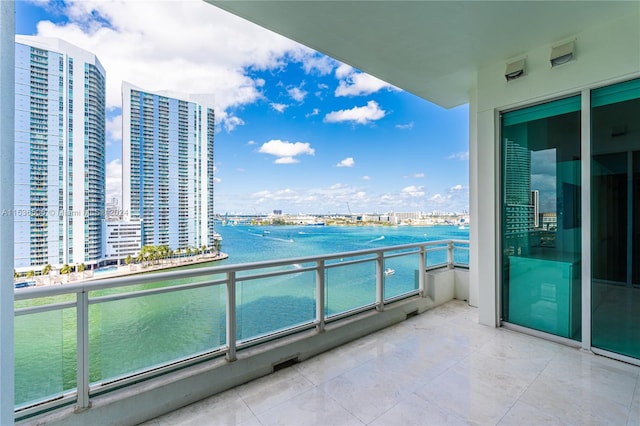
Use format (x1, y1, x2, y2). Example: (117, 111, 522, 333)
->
(20, 252, 229, 287)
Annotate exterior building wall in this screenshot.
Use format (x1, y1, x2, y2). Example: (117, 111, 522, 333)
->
(14, 36, 105, 271)
(122, 82, 216, 251)
(470, 11, 640, 327)
(102, 220, 142, 262)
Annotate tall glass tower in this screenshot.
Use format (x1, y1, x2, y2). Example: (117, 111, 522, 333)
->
(14, 36, 105, 271)
(122, 82, 215, 250)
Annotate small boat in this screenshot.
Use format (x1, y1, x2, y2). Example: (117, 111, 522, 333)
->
(384, 268, 395, 276)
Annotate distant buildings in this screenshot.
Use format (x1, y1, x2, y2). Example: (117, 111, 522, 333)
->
(122, 82, 216, 250)
(102, 219, 142, 264)
(14, 36, 105, 271)
(12, 39, 219, 272)
(503, 138, 535, 253)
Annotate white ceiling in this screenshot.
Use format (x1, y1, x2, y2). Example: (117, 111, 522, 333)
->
(206, 1, 637, 108)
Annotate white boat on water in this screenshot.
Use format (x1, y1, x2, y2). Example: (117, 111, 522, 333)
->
(384, 268, 395, 276)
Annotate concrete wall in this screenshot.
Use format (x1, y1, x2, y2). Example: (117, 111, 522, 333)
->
(469, 9, 640, 327)
(426, 268, 469, 306)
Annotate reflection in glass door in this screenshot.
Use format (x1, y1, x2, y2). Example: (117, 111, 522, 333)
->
(591, 79, 640, 359)
(501, 96, 582, 340)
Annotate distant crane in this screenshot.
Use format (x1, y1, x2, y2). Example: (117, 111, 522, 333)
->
(346, 202, 352, 215)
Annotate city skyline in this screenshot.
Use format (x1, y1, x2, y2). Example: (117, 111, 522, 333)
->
(16, 0, 469, 215)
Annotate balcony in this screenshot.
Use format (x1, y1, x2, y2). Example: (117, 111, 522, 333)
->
(142, 300, 640, 426)
(15, 240, 470, 424)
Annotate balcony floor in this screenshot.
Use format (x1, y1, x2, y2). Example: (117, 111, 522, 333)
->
(141, 300, 640, 425)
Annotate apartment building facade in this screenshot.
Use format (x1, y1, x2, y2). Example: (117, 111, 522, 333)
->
(122, 82, 215, 250)
(14, 36, 105, 271)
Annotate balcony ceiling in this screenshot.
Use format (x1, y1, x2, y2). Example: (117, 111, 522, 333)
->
(206, 1, 636, 108)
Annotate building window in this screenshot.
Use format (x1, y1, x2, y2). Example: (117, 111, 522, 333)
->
(501, 95, 582, 340)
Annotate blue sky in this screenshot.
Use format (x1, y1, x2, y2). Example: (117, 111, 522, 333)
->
(16, 0, 469, 215)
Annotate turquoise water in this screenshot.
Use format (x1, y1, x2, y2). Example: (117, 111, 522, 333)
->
(215, 224, 469, 264)
(15, 225, 468, 408)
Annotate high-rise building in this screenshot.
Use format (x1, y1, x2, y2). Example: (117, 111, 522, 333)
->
(122, 82, 215, 250)
(14, 36, 105, 271)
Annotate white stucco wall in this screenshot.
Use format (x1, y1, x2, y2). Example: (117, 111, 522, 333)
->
(470, 10, 640, 327)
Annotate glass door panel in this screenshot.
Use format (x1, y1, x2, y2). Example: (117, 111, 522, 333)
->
(591, 79, 640, 359)
(501, 96, 581, 339)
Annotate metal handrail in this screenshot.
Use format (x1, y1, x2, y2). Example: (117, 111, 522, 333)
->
(14, 239, 469, 416)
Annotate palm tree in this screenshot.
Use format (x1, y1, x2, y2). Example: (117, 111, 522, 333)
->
(43, 264, 52, 275)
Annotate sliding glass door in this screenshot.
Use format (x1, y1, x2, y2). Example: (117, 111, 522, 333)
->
(501, 96, 582, 340)
(591, 79, 640, 359)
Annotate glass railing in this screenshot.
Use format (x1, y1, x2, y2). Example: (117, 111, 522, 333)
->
(14, 239, 468, 418)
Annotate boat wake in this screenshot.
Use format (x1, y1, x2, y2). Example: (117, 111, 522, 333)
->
(368, 236, 385, 243)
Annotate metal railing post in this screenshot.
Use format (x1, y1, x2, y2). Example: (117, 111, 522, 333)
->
(76, 290, 90, 410)
(447, 241, 454, 269)
(316, 260, 325, 332)
(419, 245, 426, 297)
(376, 252, 384, 312)
(226, 271, 237, 362)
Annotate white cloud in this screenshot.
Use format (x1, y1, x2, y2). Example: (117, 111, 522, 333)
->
(324, 100, 386, 125)
(33, 1, 315, 131)
(336, 157, 355, 168)
(334, 64, 398, 97)
(306, 108, 320, 118)
(401, 185, 425, 197)
(404, 172, 425, 179)
(270, 103, 288, 113)
(247, 140, 256, 146)
(258, 139, 315, 164)
(224, 115, 245, 132)
(429, 193, 447, 203)
(274, 156, 299, 164)
(105, 159, 122, 206)
(288, 85, 307, 102)
(335, 64, 353, 79)
(421, 184, 470, 212)
(106, 113, 122, 145)
(447, 151, 469, 161)
(253, 188, 301, 204)
(396, 122, 414, 130)
(362, 175, 371, 180)
(300, 53, 337, 75)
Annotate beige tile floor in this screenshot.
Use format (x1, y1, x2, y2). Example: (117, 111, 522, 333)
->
(141, 300, 640, 425)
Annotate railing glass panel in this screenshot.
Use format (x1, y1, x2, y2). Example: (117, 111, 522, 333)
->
(236, 268, 316, 343)
(90, 285, 225, 384)
(15, 308, 75, 408)
(383, 252, 420, 299)
(426, 249, 447, 268)
(326, 260, 376, 316)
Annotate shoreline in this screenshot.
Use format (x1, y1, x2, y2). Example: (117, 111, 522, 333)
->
(22, 252, 229, 287)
